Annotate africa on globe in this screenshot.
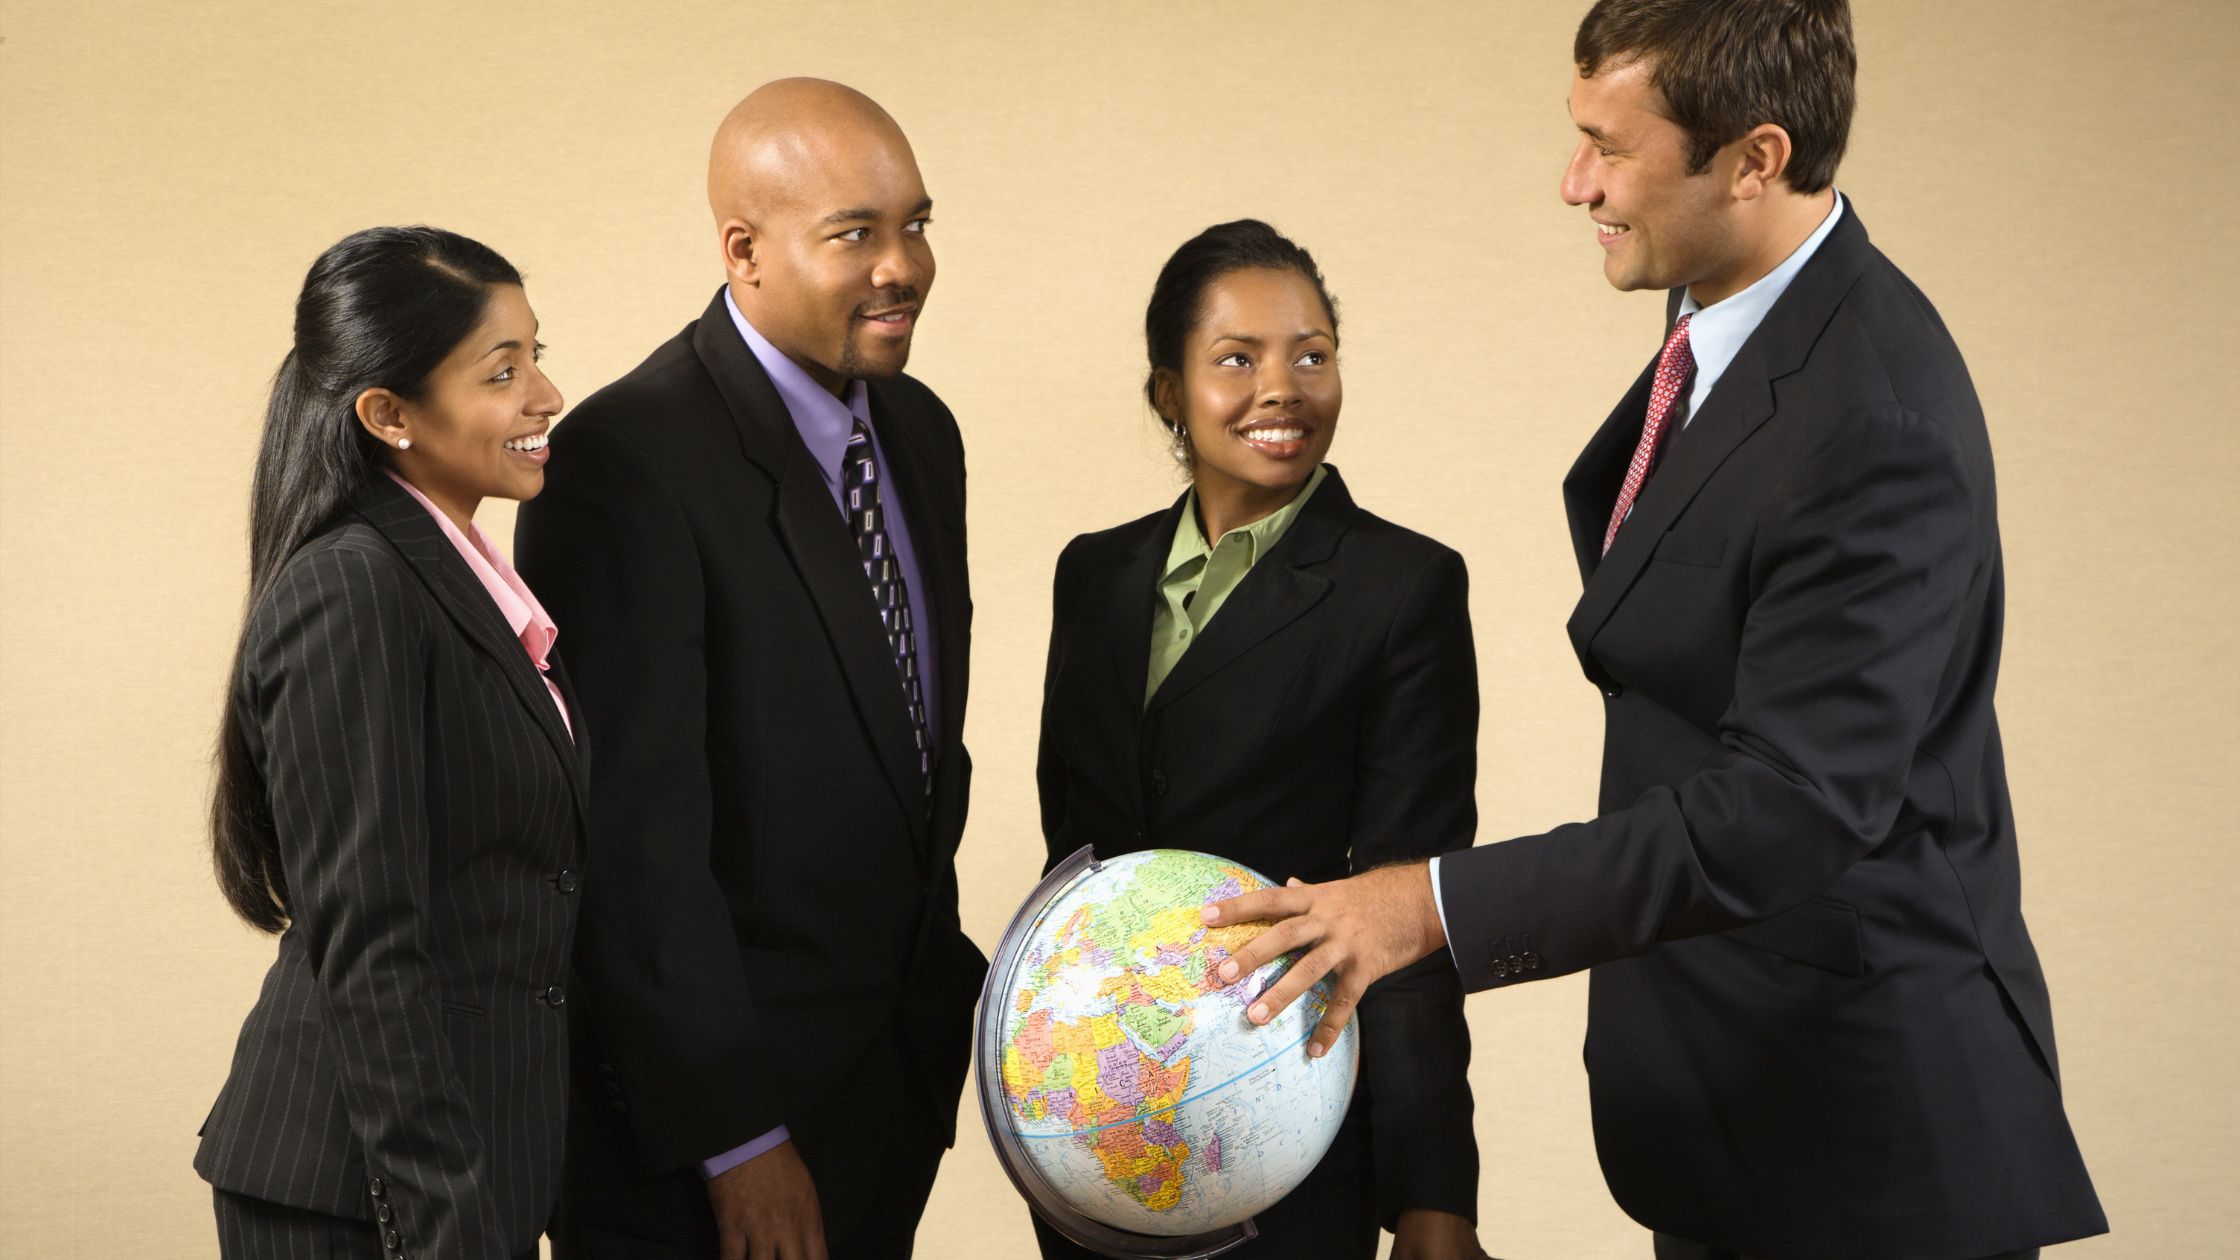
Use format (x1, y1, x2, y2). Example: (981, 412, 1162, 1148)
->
(976, 847, 1359, 1257)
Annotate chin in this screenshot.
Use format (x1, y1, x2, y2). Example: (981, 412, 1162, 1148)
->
(839, 339, 913, 381)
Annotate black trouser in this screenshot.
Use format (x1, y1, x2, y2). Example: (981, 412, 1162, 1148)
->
(213, 1187, 539, 1260)
(1032, 1092, 1378, 1260)
(555, 1025, 948, 1260)
(1654, 1233, 2039, 1260)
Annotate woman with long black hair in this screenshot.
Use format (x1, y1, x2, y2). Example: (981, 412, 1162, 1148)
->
(195, 226, 583, 1260)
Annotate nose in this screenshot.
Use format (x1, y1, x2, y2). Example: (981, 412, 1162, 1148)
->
(1255, 359, 1303, 408)
(871, 233, 926, 293)
(1561, 137, 1601, 207)
(527, 364, 564, 419)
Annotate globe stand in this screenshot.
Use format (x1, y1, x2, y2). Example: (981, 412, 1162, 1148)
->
(976, 846, 1260, 1260)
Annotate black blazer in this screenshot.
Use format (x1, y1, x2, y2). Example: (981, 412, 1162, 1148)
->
(1439, 204, 2105, 1257)
(196, 474, 588, 1258)
(512, 291, 986, 1204)
(1038, 467, 1479, 1226)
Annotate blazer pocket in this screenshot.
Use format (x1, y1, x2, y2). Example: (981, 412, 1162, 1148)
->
(1719, 898, 1863, 977)
(1652, 529, 1727, 567)
(440, 1001, 488, 1022)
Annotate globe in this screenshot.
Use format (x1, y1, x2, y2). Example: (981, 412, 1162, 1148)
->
(976, 846, 1359, 1258)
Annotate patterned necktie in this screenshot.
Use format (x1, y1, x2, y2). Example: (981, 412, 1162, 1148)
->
(1602, 313, 1695, 556)
(843, 417, 933, 798)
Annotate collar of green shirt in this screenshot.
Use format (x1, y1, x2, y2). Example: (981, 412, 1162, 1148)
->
(1145, 464, 1331, 707)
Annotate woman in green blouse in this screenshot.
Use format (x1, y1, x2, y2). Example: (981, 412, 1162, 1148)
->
(1034, 220, 1489, 1260)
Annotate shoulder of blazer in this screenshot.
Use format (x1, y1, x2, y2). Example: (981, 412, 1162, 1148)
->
(1061, 502, 1179, 575)
(260, 518, 426, 621)
(1324, 502, 1461, 575)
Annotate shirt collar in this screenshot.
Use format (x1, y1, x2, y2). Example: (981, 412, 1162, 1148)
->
(724, 287, 870, 487)
(383, 470, 558, 668)
(1162, 464, 1331, 581)
(1677, 191, 1846, 386)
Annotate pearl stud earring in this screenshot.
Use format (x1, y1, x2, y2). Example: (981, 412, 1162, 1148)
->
(397, 438, 411, 450)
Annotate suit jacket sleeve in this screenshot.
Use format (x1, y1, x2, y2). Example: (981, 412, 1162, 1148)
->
(1440, 405, 1977, 988)
(1346, 547, 1480, 1224)
(251, 541, 503, 1258)
(1036, 536, 1087, 851)
(513, 418, 789, 1172)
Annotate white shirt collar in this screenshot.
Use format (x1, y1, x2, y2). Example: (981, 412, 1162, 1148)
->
(1674, 191, 1845, 426)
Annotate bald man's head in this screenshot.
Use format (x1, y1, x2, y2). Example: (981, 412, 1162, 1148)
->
(711, 79, 934, 395)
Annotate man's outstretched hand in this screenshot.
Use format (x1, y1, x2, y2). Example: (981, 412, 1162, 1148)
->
(1201, 861, 1447, 1058)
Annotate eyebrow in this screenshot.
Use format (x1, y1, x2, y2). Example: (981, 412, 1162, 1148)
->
(478, 339, 522, 361)
(820, 197, 936, 226)
(1210, 329, 1334, 347)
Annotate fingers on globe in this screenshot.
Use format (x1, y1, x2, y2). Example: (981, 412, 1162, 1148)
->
(1247, 928, 1338, 1026)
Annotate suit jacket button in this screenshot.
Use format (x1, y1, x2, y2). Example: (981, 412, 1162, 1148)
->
(377, 1205, 393, 1223)
(541, 986, 566, 1007)
(553, 870, 578, 894)
(368, 1178, 386, 1198)
(1148, 769, 1169, 795)
(1603, 685, 1624, 699)
(385, 1229, 400, 1248)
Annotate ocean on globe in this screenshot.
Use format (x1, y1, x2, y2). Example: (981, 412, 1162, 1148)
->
(989, 848, 1359, 1237)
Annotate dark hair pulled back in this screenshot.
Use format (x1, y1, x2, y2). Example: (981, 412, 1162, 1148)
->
(1143, 219, 1339, 433)
(212, 226, 522, 932)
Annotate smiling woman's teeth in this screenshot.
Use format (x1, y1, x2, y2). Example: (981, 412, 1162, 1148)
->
(1246, 428, 1305, 443)
(504, 433, 548, 452)
(1598, 223, 1626, 237)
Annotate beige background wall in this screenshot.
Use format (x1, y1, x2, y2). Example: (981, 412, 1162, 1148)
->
(3, 1, 2233, 1255)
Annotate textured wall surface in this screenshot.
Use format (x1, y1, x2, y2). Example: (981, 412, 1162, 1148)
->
(2, 2, 2232, 1255)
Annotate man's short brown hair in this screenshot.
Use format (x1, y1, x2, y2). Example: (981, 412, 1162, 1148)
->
(1576, 0, 1855, 194)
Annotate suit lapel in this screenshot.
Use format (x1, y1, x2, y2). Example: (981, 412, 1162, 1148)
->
(1564, 208, 1877, 684)
(1100, 494, 1184, 718)
(1147, 468, 1352, 713)
(355, 477, 588, 816)
(690, 291, 930, 846)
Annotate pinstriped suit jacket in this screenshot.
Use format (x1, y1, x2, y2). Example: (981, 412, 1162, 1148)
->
(197, 474, 588, 1259)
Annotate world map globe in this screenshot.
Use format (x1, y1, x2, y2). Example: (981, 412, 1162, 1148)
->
(976, 846, 1359, 1258)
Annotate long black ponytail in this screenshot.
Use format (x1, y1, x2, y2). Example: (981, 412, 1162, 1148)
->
(213, 226, 522, 932)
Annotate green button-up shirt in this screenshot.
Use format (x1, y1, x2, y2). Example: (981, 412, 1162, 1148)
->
(1144, 464, 1330, 708)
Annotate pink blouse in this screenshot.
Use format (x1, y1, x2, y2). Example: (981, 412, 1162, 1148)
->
(385, 471, 572, 738)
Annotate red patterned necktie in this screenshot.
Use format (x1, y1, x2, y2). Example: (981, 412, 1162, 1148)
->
(1602, 313, 1695, 556)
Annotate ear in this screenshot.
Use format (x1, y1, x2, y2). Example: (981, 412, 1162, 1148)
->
(719, 218, 762, 287)
(1151, 367, 1186, 435)
(354, 387, 411, 450)
(1729, 123, 1796, 201)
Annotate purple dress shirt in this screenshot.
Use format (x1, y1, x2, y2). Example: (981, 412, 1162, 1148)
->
(699, 290, 943, 1179)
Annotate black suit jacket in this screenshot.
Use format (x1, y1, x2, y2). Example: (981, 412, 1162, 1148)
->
(1439, 204, 2105, 1258)
(196, 474, 588, 1259)
(512, 290, 986, 1224)
(1038, 468, 1479, 1227)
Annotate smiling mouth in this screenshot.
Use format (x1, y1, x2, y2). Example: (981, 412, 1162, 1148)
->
(503, 432, 548, 453)
(859, 306, 917, 329)
(1596, 220, 1630, 242)
(1239, 422, 1311, 455)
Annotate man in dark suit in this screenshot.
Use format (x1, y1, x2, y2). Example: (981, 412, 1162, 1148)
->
(1206, 3, 2106, 1258)
(515, 79, 984, 1260)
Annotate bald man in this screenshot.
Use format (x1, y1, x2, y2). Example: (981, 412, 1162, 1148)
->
(516, 80, 985, 1260)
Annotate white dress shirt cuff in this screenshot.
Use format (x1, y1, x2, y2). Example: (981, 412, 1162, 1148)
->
(1428, 855, 1461, 970)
